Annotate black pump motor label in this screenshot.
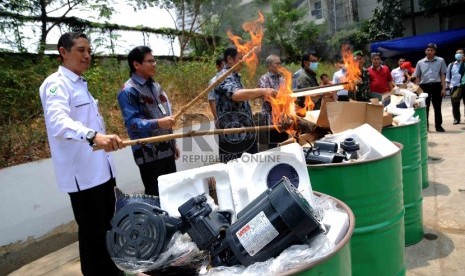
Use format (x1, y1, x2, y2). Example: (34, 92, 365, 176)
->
(236, 211, 279, 256)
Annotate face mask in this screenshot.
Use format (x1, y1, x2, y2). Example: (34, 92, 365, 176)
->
(455, 53, 464, 61)
(309, 62, 318, 71)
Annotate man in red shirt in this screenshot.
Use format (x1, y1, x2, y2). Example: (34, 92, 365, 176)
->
(367, 52, 394, 100)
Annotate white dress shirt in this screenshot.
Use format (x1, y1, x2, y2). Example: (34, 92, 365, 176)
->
(391, 67, 405, 85)
(446, 61, 462, 88)
(39, 66, 115, 193)
(332, 69, 348, 96)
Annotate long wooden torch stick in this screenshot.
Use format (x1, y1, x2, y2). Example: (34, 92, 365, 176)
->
(172, 47, 257, 121)
(94, 125, 276, 151)
(291, 82, 348, 98)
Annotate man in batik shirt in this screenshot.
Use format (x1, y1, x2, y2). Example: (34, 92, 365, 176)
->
(258, 54, 288, 149)
(214, 47, 276, 163)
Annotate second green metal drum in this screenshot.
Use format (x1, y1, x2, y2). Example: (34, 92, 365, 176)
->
(414, 106, 429, 188)
(382, 122, 424, 246)
(308, 144, 405, 276)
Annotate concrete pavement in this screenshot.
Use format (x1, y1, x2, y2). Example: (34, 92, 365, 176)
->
(8, 98, 465, 276)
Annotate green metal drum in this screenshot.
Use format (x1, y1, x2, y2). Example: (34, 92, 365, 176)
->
(382, 122, 423, 246)
(414, 106, 429, 188)
(287, 192, 355, 276)
(307, 144, 405, 276)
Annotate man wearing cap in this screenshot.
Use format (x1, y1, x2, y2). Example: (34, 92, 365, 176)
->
(400, 61, 415, 82)
(413, 43, 447, 132)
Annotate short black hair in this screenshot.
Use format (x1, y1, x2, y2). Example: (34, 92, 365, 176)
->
(57, 32, 88, 60)
(426, 43, 437, 50)
(224, 47, 238, 62)
(320, 73, 328, 80)
(127, 46, 152, 76)
(301, 52, 318, 68)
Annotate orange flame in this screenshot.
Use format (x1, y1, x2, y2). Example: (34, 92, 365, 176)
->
(227, 11, 264, 78)
(228, 11, 313, 136)
(268, 66, 313, 136)
(341, 44, 361, 92)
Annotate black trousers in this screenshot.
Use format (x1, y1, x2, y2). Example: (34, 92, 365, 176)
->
(420, 82, 443, 128)
(69, 178, 122, 276)
(451, 86, 465, 122)
(138, 155, 176, 196)
(219, 138, 258, 163)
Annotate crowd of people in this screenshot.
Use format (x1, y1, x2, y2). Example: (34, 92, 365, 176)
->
(39, 31, 464, 275)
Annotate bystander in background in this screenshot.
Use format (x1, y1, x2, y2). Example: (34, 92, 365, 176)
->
(412, 43, 447, 132)
(446, 48, 465, 124)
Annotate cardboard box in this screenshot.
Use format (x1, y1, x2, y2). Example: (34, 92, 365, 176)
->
(325, 101, 384, 133)
(304, 99, 388, 133)
(383, 112, 393, 127)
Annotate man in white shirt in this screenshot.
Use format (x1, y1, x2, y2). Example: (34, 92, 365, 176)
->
(39, 32, 124, 275)
(391, 57, 406, 85)
(446, 48, 465, 124)
(332, 59, 349, 101)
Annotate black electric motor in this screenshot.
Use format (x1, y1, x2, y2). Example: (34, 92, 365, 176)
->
(106, 177, 323, 269)
(304, 138, 360, 164)
(304, 140, 345, 164)
(208, 177, 323, 266)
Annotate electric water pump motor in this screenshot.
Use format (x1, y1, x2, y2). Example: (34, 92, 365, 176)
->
(106, 177, 323, 268)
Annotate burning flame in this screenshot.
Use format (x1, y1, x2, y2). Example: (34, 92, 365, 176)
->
(341, 44, 361, 92)
(227, 11, 264, 78)
(227, 11, 313, 136)
(268, 66, 314, 136)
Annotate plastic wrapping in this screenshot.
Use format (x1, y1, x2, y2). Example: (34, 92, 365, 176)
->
(201, 195, 343, 275)
(112, 192, 347, 276)
(110, 190, 214, 274)
(113, 232, 208, 274)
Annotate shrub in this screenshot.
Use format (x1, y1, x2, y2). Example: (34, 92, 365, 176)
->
(0, 53, 335, 168)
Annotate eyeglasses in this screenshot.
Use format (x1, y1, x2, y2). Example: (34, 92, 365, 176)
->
(143, 59, 157, 65)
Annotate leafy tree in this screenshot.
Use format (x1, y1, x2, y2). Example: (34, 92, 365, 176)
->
(264, 0, 319, 62)
(327, 22, 371, 58)
(196, 0, 249, 55)
(0, 0, 115, 55)
(329, 0, 404, 54)
(130, 0, 210, 60)
(366, 0, 404, 42)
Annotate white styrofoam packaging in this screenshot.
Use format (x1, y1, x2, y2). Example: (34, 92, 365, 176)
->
(158, 163, 233, 217)
(352, 124, 398, 157)
(227, 143, 315, 213)
(158, 143, 315, 218)
(321, 210, 350, 245)
(321, 123, 398, 161)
